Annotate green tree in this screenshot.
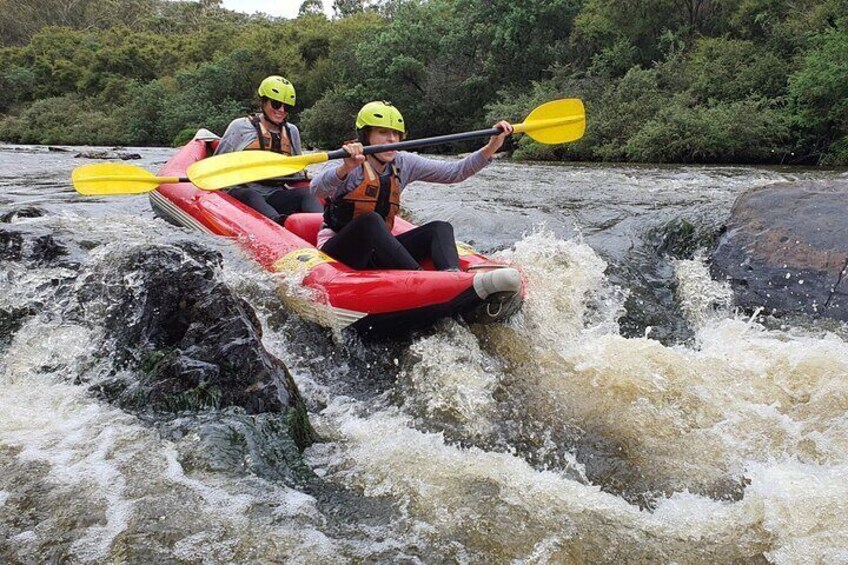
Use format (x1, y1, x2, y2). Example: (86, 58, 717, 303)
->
(299, 0, 324, 16)
(457, 0, 584, 85)
(686, 38, 787, 102)
(625, 96, 789, 163)
(787, 28, 848, 161)
(300, 85, 363, 148)
(333, 0, 367, 18)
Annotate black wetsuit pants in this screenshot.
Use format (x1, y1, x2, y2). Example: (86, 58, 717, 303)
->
(322, 212, 460, 271)
(228, 185, 322, 224)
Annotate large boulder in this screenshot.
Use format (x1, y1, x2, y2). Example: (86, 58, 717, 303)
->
(710, 180, 848, 321)
(76, 240, 317, 449)
(0, 214, 316, 452)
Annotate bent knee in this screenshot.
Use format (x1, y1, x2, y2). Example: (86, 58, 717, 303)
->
(428, 220, 454, 234)
(357, 211, 385, 225)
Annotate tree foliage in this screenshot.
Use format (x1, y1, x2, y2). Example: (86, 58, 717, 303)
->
(0, 0, 846, 163)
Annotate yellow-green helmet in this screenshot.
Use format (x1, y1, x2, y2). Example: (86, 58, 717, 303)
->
(257, 75, 296, 106)
(355, 101, 405, 134)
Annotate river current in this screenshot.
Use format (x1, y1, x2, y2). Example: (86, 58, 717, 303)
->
(1, 143, 847, 563)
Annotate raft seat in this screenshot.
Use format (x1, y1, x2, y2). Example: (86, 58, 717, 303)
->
(285, 212, 418, 248)
(285, 213, 324, 246)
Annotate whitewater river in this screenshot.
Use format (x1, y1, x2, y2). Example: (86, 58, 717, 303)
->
(2, 143, 848, 563)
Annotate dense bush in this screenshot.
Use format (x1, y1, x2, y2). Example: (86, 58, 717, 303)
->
(0, 95, 129, 145)
(0, 0, 846, 163)
(624, 97, 790, 163)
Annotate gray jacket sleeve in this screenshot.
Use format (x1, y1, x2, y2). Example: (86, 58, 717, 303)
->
(214, 118, 256, 155)
(309, 161, 348, 199)
(398, 149, 491, 185)
(309, 149, 492, 200)
(286, 123, 303, 156)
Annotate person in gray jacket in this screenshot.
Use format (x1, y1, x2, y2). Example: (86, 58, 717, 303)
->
(215, 75, 321, 224)
(310, 100, 512, 270)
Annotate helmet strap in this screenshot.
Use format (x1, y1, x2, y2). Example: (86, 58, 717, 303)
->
(358, 127, 398, 166)
(261, 110, 285, 129)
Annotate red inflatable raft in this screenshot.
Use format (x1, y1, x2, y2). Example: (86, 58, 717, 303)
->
(149, 130, 524, 336)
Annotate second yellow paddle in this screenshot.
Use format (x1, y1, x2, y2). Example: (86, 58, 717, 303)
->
(72, 162, 187, 196)
(188, 98, 585, 191)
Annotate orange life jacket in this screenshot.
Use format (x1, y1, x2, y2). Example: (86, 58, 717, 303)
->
(245, 114, 293, 155)
(323, 159, 401, 232)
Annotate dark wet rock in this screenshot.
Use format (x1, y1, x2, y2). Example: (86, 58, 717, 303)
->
(0, 306, 35, 345)
(0, 223, 82, 345)
(47, 146, 73, 152)
(615, 217, 724, 344)
(654, 218, 721, 260)
(155, 410, 315, 484)
(78, 240, 317, 450)
(612, 264, 692, 344)
(0, 217, 92, 274)
(0, 206, 46, 223)
(0, 224, 70, 264)
(74, 150, 142, 160)
(1, 222, 316, 485)
(711, 180, 848, 321)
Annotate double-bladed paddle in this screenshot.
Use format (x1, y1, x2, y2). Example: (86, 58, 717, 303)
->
(71, 163, 188, 196)
(188, 98, 584, 190)
(71, 98, 584, 196)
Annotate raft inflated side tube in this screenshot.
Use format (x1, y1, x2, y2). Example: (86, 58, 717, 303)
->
(472, 268, 522, 299)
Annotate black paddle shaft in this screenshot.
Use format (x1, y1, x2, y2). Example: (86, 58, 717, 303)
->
(326, 126, 506, 160)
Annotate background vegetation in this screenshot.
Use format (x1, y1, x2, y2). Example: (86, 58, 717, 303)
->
(1, 0, 846, 164)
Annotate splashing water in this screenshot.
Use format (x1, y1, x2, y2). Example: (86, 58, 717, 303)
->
(497, 228, 626, 349)
(674, 254, 734, 330)
(3, 148, 848, 563)
(398, 320, 502, 441)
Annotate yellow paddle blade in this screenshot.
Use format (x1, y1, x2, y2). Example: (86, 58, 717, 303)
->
(187, 151, 329, 191)
(514, 98, 585, 144)
(71, 163, 181, 196)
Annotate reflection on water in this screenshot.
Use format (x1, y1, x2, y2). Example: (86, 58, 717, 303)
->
(1, 144, 847, 563)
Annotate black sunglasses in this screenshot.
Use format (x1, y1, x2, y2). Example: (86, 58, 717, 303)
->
(269, 99, 292, 111)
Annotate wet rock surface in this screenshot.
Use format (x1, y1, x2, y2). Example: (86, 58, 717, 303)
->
(0, 222, 317, 454)
(0, 224, 70, 265)
(711, 180, 848, 321)
(1, 209, 82, 342)
(75, 240, 317, 449)
(74, 150, 142, 160)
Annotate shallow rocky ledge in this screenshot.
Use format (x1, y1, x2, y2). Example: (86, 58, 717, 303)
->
(74, 149, 142, 160)
(1, 212, 317, 454)
(710, 180, 848, 322)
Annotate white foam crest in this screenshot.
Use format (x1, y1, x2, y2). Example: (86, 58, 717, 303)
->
(0, 262, 77, 311)
(160, 442, 253, 524)
(503, 312, 848, 497)
(10, 211, 178, 256)
(219, 260, 279, 297)
(744, 460, 848, 564)
(496, 229, 625, 348)
(1, 351, 139, 561)
(1, 317, 342, 562)
(271, 266, 324, 303)
(310, 400, 760, 562)
(2, 319, 95, 385)
(400, 321, 500, 438)
(52, 211, 173, 241)
(65, 426, 133, 562)
(673, 255, 734, 329)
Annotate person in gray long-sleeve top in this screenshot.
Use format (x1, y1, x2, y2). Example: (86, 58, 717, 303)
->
(214, 75, 321, 224)
(310, 100, 512, 271)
